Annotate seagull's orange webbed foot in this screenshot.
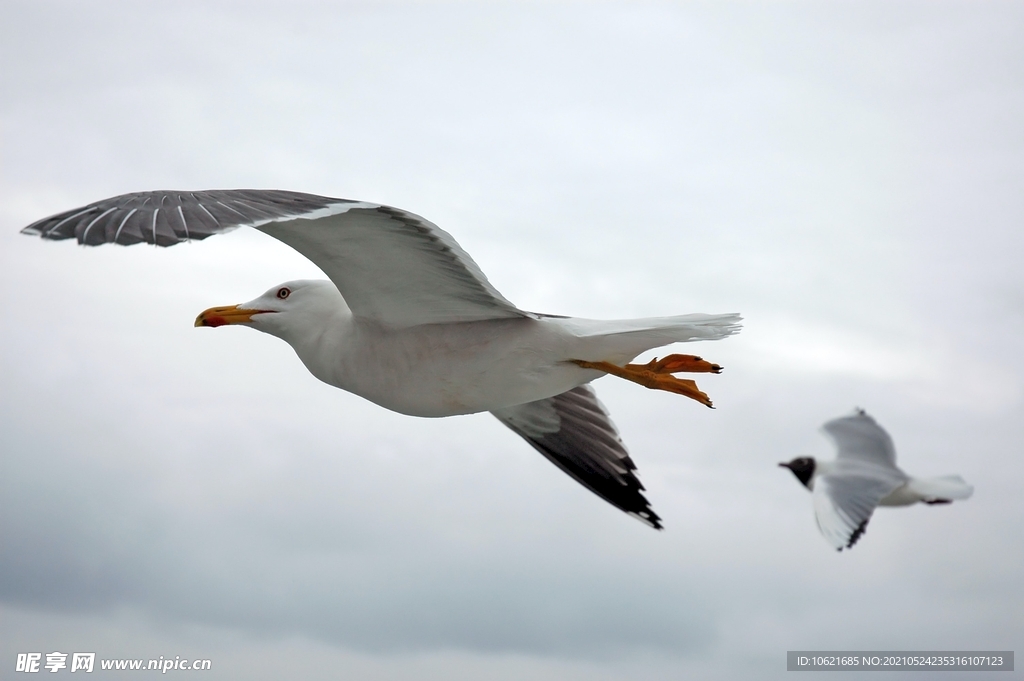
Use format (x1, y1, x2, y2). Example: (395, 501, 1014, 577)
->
(636, 354, 722, 375)
(571, 353, 722, 408)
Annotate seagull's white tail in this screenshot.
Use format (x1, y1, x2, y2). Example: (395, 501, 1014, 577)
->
(908, 475, 974, 502)
(565, 313, 742, 364)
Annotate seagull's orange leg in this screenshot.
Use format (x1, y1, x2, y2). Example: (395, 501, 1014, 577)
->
(571, 354, 722, 408)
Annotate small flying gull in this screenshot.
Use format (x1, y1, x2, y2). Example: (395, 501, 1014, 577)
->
(21, 189, 742, 529)
(780, 409, 973, 550)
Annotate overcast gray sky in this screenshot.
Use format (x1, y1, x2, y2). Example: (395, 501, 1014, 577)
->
(1, 1, 1022, 679)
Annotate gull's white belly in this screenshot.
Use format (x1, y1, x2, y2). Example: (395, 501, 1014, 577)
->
(307, 317, 599, 417)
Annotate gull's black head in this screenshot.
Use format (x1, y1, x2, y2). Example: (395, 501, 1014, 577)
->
(779, 457, 816, 489)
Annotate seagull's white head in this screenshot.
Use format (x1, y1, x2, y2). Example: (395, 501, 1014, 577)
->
(194, 279, 347, 343)
(779, 457, 816, 489)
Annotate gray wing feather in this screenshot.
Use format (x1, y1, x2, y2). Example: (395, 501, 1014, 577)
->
(491, 385, 662, 529)
(21, 190, 525, 326)
(822, 409, 899, 469)
(812, 473, 902, 550)
(258, 203, 524, 325)
(21, 190, 337, 246)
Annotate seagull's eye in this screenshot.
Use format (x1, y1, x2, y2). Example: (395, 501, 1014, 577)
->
(277, 287, 290, 299)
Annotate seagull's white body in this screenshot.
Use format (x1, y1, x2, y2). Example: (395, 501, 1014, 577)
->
(22, 189, 742, 528)
(249, 280, 734, 418)
(781, 410, 973, 550)
(805, 459, 969, 507)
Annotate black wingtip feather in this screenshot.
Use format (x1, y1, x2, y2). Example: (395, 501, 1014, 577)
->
(846, 517, 870, 549)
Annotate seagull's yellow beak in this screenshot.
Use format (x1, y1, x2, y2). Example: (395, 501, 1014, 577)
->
(194, 305, 268, 328)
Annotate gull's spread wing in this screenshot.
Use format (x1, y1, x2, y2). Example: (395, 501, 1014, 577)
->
(491, 385, 662, 529)
(815, 410, 908, 550)
(21, 190, 525, 327)
(812, 473, 901, 551)
(822, 409, 898, 469)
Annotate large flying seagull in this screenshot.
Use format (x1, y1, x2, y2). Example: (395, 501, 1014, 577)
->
(22, 189, 742, 528)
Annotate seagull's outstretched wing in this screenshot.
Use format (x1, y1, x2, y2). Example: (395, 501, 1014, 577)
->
(21, 190, 526, 327)
(812, 472, 905, 550)
(491, 385, 662, 529)
(823, 410, 898, 469)
(815, 410, 909, 549)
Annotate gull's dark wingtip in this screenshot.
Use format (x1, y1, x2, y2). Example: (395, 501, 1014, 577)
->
(631, 510, 664, 530)
(846, 518, 870, 549)
(17, 189, 349, 247)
